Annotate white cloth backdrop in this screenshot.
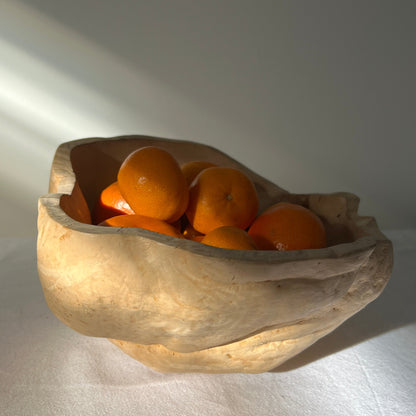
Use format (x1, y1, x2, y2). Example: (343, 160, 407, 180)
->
(1, 2, 415, 413)
(0, 230, 415, 415)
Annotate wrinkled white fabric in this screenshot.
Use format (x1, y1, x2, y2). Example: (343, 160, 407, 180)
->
(1, 231, 415, 416)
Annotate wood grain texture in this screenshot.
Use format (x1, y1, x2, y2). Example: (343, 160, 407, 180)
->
(37, 136, 393, 373)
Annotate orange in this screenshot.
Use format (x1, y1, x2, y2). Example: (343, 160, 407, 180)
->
(248, 202, 326, 251)
(117, 146, 189, 223)
(185, 166, 259, 235)
(92, 181, 135, 224)
(201, 226, 257, 250)
(99, 214, 183, 238)
(181, 161, 217, 186)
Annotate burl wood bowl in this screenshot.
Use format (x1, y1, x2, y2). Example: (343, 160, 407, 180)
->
(37, 136, 393, 373)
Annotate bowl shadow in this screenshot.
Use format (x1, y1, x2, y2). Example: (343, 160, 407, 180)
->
(271, 241, 415, 372)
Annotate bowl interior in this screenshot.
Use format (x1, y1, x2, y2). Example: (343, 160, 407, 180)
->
(55, 136, 367, 247)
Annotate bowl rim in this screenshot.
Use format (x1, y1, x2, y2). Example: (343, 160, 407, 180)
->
(38, 135, 385, 264)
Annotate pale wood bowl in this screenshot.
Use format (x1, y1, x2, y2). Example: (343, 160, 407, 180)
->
(37, 136, 393, 373)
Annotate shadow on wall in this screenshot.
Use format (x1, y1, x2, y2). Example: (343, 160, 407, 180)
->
(12, 0, 416, 232)
(1, 0, 416, 238)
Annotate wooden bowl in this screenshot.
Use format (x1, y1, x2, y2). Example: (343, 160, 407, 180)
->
(37, 136, 393, 373)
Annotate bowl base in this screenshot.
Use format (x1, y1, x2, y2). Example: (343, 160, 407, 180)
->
(108, 323, 338, 374)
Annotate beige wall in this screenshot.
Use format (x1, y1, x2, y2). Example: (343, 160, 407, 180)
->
(1, 0, 415, 236)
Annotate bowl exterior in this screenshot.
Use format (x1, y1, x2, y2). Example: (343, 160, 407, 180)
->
(37, 136, 393, 373)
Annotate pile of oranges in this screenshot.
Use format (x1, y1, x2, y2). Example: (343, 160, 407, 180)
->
(92, 146, 327, 251)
